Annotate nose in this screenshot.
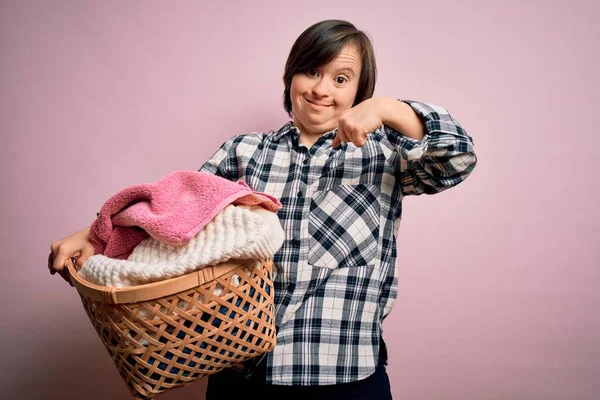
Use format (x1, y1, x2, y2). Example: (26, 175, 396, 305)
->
(311, 76, 330, 98)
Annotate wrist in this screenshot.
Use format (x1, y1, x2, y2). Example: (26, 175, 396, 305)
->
(378, 98, 425, 140)
(377, 97, 399, 126)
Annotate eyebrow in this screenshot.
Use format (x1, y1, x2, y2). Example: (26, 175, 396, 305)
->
(335, 67, 357, 77)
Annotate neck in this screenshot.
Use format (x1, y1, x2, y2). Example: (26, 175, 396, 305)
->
(292, 119, 336, 149)
(299, 132, 320, 149)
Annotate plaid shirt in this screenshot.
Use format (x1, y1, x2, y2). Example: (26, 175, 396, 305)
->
(200, 100, 477, 386)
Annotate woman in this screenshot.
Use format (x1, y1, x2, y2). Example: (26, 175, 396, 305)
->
(49, 20, 477, 399)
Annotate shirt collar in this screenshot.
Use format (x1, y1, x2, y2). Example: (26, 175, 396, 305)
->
(271, 121, 338, 142)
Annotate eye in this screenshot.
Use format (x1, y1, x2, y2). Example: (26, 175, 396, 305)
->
(306, 68, 319, 77)
(335, 76, 348, 84)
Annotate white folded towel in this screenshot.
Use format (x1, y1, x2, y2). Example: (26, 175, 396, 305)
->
(79, 205, 284, 288)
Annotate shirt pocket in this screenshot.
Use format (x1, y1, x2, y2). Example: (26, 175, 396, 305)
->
(308, 183, 380, 269)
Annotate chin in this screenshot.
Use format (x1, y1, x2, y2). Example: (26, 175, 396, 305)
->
(303, 119, 330, 132)
(306, 113, 334, 125)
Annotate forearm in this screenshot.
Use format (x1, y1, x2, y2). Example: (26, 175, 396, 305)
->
(379, 97, 425, 141)
(381, 99, 477, 196)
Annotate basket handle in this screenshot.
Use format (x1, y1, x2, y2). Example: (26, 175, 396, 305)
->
(65, 258, 246, 304)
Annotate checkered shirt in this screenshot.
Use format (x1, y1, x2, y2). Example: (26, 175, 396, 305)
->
(200, 100, 477, 386)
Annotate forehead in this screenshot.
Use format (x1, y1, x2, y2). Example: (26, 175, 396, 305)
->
(323, 44, 361, 73)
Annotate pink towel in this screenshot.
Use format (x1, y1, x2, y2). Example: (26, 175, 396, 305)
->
(89, 170, 281, 259)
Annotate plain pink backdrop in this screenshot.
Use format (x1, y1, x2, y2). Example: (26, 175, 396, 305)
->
(1, 1, 598, 399)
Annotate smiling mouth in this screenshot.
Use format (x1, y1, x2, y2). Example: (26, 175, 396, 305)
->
(305, 98, 332, 107)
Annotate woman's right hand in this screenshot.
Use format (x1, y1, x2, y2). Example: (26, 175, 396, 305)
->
(48, 226, 95, 285)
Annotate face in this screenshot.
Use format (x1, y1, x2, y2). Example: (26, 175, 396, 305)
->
(290, 44, 361, 137)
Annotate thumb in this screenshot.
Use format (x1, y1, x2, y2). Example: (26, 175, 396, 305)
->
(76, 245, 96, 269)
(331, 135, 341, 148)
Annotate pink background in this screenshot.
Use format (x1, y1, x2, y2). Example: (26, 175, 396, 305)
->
(1, 0, 598, 399)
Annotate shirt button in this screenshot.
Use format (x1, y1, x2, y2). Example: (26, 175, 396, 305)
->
(297, 190, 303, 198)
(303, 159, 308, 164)
(286, 284, 294, 292)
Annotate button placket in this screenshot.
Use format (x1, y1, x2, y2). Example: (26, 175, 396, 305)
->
(285, 144, 316, 323)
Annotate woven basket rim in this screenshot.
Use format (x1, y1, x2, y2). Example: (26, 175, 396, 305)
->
(66, 259, 261, 305)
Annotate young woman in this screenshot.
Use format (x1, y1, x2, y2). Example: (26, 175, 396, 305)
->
(49, 19, 477, 399)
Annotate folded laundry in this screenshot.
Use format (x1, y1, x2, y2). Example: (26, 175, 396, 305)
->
(80, 205, 284, 287)
(89, 170, 282, 260)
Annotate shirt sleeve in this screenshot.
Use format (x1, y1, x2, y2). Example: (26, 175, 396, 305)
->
(384, 100, 477, 196)
(198, 136, 239, 180)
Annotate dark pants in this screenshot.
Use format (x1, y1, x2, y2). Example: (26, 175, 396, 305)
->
(206, 338, 392, 400)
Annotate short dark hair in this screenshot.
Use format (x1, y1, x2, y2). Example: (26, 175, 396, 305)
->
(283, 20, 377, 117)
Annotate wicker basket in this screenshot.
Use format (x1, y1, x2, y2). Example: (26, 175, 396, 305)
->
(66, 258, 277, 399)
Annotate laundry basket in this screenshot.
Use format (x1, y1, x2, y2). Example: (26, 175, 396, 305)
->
(66, 258, 277, 399)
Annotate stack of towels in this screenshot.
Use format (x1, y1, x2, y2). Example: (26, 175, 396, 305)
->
(78, 170, 284, 288)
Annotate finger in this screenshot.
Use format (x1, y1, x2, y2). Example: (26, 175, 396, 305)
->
(352, 129, 368, 147)
(48, 252, 56, 274)
(343, 122, 368, 147)
(49, 242, 60, 274)
(343, 125, 359, 147)
(345, 125, 357, 146)
(52, 247, 78, 275)
(59, 267, 74, 286)
(63, 258, 76, 286)
(52, 251, 66, 275)
(76, 245, 95, 269)
(59, 267, 69, 282)
(331, 134, 341, 148)
(337, 126, 351, 145)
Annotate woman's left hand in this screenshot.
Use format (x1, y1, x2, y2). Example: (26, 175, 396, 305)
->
(332, 97, 386, 148)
